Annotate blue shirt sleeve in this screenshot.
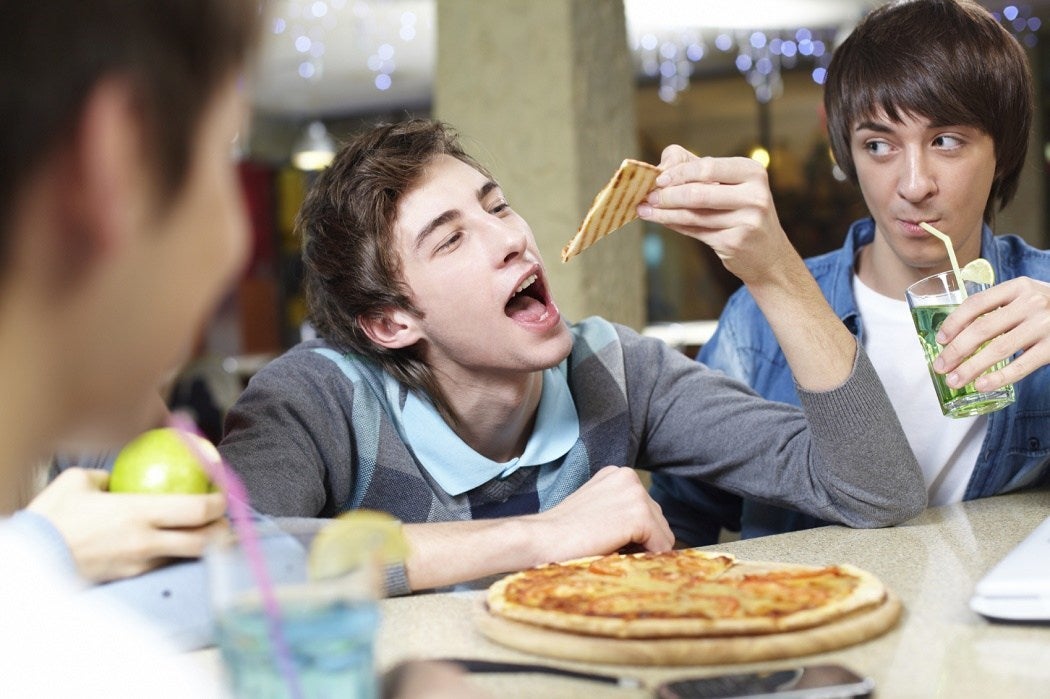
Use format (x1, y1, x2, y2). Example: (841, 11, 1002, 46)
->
(6, 510, 80, 579)
(86, 558, 215, 651)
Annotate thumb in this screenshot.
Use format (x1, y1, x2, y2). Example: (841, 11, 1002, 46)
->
(81, 469, 111, 491)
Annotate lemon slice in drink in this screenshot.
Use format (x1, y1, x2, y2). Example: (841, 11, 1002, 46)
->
(960, 258, 995, 286)
(307, 509, 410, 581)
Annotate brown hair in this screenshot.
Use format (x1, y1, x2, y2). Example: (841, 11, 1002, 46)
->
(298, 118, 491, 419)
(824, 0, 1033, 221)
(0, 0, 262, 267)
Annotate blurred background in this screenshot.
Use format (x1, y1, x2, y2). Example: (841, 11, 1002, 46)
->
(184, 0, 1050, 432)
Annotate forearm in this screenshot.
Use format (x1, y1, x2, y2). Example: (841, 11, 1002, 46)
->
(794, 347, 927, 526)
(4, 509, 79, 578)
(628, 329, 924, 529)
(402, 465, 674, 590)
(402, 518, 540, 590)
(746, 254, 857, 391)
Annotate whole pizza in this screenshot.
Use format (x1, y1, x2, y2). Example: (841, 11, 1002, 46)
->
(486, 549, 888, 639)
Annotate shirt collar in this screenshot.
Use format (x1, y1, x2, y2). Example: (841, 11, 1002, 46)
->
(837, 218, 998, 339)
(399, 366, 579, 496)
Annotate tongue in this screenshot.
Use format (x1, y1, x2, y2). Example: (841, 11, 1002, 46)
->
(505, 294, 547, 322)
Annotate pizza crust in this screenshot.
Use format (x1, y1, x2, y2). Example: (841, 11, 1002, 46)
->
(486, 550, 887, 640)
(561, 159, 660, 262)
(475, 592, 902, 666)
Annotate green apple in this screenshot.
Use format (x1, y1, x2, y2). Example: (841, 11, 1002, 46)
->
(108, 427, 218, 494)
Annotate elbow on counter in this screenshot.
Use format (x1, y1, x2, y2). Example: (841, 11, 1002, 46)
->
(834, 486, 928, 530)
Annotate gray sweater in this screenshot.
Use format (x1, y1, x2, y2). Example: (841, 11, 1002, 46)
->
(220, 317, 925, 536)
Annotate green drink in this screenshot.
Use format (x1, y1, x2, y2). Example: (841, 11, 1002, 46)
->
(910, 304, 1014, 417)
(906, 268, 1015, 418)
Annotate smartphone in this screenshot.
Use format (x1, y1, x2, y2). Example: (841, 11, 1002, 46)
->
(654, 664, 874, 699)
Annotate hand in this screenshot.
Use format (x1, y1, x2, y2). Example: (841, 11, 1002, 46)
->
(27, 468, 227, 583)
(932, 276, 1050, 391)
(382, 661, 490, 699)
(399, 467, 673, 590)
(638, 145, 856, 390)
(529, 466, 674, 562)
(637, 146, 793, 286)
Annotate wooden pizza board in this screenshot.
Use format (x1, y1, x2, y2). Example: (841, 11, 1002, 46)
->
(473, 592, 902, 666)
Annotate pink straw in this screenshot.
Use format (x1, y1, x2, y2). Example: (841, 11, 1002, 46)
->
(167, 412, 303, 699)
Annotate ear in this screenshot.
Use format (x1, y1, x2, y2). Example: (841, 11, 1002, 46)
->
(359, 307, 423, 350)
(57, 79, 144, 275)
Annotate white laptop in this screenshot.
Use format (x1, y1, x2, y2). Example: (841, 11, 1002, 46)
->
(970, 515, 1050, 621)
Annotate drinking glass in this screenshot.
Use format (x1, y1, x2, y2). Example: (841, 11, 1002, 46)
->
(905, 270, 1015, 418)
(206, 519, 382, 699)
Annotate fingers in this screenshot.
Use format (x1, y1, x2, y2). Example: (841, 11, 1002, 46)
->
(143, 518, 230, 559)
(81, 468, 111, 490)
(93, 517, 229, 582)
(933, 278, 1050, 388)
(653, 152, 762, 189)
(646, 170, 770, 214)
(656, 144, 697, 171)
(74, 517, 229, 583)
(644, 151, 769, 219)
(587, 466, 674, 552)
(643, 497, 675, 552)
(144, 492, 227, 528)
(384, 660, 484, 699)
(935, 281, 1023, 345)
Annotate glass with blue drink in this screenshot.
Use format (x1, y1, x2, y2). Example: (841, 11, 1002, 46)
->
(206, 520, 383, 699)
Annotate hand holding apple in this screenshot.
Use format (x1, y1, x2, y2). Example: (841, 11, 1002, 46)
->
(28, 466, 227, 582)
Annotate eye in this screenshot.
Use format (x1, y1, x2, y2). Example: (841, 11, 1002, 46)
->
(863, 140, 892, 156)
(490, 199, 510, 215)
(436, 231, 462, 252)
(932, 134, 963, 149)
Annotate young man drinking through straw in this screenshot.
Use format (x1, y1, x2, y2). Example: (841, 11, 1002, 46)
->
(651, 0, 1050, 545)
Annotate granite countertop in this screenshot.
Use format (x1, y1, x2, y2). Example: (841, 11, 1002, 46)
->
(191, 488, 1050, 697)
(374, 489, 1050, 698)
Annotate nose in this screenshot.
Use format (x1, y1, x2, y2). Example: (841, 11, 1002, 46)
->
(897, 147, 937, 203)
(485, 217, 528, 266)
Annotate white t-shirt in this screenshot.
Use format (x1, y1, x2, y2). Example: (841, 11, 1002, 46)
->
(852, 274, 986, 506)
(0, 518, 223, 698)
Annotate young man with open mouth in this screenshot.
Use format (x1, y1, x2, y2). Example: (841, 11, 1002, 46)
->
(219, 118, 926, 593)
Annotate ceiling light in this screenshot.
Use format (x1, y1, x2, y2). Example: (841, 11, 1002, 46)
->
(291, 120, 335, 170)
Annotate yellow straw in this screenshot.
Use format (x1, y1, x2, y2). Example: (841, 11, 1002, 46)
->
(919, 222, 967, 299)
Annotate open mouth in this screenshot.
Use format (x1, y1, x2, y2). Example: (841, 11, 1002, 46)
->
(505, 272, 555, 323)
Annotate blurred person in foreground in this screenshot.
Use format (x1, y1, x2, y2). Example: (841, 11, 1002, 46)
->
(0, 1, 260, 695)
(1, 4, 491, 696)
(651, 0, 1050, 546)
(217, 118, 926, 593)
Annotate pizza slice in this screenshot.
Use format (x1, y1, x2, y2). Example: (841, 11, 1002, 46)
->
(561, 158, 661, 262)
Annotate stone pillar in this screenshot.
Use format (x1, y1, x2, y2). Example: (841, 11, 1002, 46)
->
(433, 0, 644, 329)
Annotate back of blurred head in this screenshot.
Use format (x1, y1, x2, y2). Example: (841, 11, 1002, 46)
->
(824, 0, 1033, 222)
(0, 0, 262, 268)
(0, 1, 262, 472)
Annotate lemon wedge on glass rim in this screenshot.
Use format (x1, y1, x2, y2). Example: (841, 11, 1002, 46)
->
(307, 509, 410, 581)
(960, 258, 995, 286)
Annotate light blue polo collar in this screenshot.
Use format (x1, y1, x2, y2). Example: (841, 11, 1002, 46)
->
(401, 367, 579, 496)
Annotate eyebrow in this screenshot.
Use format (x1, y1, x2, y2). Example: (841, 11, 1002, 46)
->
(413, 179, 501, 251)
(854, 120, 893, 134)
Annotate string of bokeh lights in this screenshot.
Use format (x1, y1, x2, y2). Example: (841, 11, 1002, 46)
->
(636, 3, 1043, 105)
(268, 1, 1043, 104)
(271, 0, 420, 93)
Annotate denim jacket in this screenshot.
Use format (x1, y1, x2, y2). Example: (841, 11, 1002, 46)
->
(651, 218, 1050, 544)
